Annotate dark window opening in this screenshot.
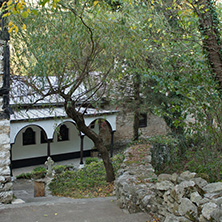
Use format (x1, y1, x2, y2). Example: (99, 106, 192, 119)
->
(139, 113, 147, 128)
(23, 127, 36, 145)
(90, 122, 95, 129)
(58, 124, 69, 141)
(41, 130, 47, 144)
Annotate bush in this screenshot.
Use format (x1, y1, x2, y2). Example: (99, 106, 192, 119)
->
(148, 135, 179, 171)
(31, 166, 47, 179)
(16, 172, 32, 179)
(53, 165, 75, 174)
(85, 157, 99, 165)
(49, 155, 124, 198)
(16, 166, 47, 179)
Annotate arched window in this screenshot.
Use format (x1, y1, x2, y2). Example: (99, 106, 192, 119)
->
(57, 124, 69, 141)
(41, 130, 47, 144)
(23, 127, 36, 145)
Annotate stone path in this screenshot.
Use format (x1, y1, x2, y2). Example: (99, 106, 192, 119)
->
(0, 178, 152, 222)
(0, 159, 153, 222)
(0, 197, 151, 222)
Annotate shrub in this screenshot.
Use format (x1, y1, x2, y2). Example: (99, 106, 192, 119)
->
(85, 157, 99, 165)
(53, 165, 75, 174)
(49, 155, 124, 198)
(16, 172, 32, 179)
(31, 166, 47, 179)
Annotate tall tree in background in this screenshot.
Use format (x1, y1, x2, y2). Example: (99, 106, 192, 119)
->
(190, 0, 222, 89)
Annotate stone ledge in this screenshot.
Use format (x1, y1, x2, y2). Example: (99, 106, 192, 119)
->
(115, 145, 222, 222)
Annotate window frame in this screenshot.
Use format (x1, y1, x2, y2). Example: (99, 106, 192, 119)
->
(139, 113, 147, 128)
(57, 124, 69, 142)
(23, 127, 36, 146)
(41, 130, 48, 144)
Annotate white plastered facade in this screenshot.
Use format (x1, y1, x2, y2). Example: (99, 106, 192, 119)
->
(10, 109, 117, 162)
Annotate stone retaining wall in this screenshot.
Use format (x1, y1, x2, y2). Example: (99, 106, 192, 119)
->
(115, 147, 222, 222)
(0, 38, 13, 204)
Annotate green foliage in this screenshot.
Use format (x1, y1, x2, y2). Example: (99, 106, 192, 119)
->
(16, 172, 32, 179)
(185, 145, 222, 182)
(85, 157, 99, 165)
(31, 166, 47, 179)
(155, 133, 222, 182)
(148, 135, 179, 146)
(49, 155, 124, 198)
(9, 0, 222, 183)
(16, 166, 47, 179)
(53, 165, 75, 174)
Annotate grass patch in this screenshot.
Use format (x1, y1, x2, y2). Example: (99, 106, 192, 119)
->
(16, 166, 47, 179)
(49, 153, 124, 198)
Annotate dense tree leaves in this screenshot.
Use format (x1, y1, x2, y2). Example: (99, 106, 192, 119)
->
(4, 0, 222, 176)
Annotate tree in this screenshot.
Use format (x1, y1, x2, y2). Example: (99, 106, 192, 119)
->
(9, 0, 121, 182)
(189, 0, 222, 89)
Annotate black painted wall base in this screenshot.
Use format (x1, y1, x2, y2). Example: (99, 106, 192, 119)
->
(11, 150, 94, 169)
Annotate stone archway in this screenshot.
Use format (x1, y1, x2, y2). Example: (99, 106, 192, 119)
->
(11, 125, 48, 168)
(88, 118, 115, 157)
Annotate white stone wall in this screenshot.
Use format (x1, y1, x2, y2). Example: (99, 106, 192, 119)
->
(0, 40, 13, 204)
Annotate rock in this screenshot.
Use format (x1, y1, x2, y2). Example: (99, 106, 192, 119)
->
(157, 174, 172, 182)
(204, 192, 222, 200)
(122, 182, 130, 192)
(156, 180, 174, 191)
(171, 173, 179, 183)
(212, 197, 222, 207)
(0, 176, 5, 183)
(141, 194, 153, 208)
(180, 171, 196, 180)
(11, 199, 25, 204)
(203, 182, 222, 193)
(163, 190, 171, 202)
(191, 177, 208, 188)
(201, 202, 218, 220)
(164, 214, 192, 222)
(210, 208, 222, 222)
(178, 198, 197, 217)
(190, 191, 202, 205)
(145, 155, 152, 163)
(164, 214, 180, 222)
(199, 215, 209, 222)
(0, 191, 13, 204)
(198, 198, 210, 205)
(0, 166, 10, 176)
(171, 181, 195, 203)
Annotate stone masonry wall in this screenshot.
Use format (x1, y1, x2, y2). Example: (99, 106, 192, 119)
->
(0, 39, 13, 204)
(115, 146, 222, 222)
(112, 110, 169, 149)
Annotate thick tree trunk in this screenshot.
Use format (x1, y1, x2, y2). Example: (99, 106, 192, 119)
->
(133, 72, 141, 141)
(194, 0, 222, 89)
(64, 101, 115, 182)
(133, 111, 140, 141)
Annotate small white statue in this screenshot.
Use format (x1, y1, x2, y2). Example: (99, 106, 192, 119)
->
(45, 157, 54, 177)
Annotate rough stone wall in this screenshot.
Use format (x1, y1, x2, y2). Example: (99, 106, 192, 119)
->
(115, 147, 222, 222)
(0, 39, 13, 204)
(114, 110, 168, 145)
